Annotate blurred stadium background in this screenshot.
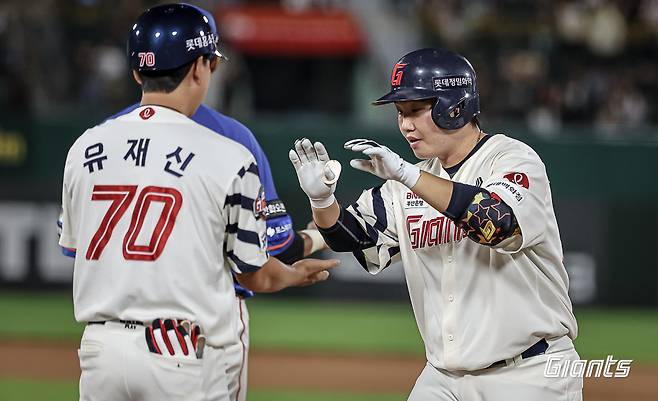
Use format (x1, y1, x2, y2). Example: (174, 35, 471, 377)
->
(0, 0, 657, 400)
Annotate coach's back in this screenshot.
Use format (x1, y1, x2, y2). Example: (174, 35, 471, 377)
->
(60, 105, 267, 347)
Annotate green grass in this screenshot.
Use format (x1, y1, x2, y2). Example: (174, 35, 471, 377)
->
(0, 379, 405, 401)
(0, 291, 83, 341)
(0, 378, 78, 401)
(0, 291, 656, 363)
(573, 308, 658, 362)
(248, 298, 424, 355)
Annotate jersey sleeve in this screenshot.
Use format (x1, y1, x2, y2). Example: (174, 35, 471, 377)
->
(58, 151, 78, 252)
(344, 182, 401, 274)
(194, 106, 297, 257)
(482, 145, 550, 253)
(235, 127, 298, 256)
(246, 137, 298, 256)
(224, 158, 269, 274)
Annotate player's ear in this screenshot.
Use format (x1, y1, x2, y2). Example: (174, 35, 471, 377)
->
(190, 56, 205, 85)
(132, 70, 143, 86)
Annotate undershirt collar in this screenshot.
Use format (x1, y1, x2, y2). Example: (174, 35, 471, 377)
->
(443, 133, 495, 178)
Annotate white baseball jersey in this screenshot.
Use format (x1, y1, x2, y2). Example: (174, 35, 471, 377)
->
(347, 134, 577, 371)
(59, 105, 268, 347)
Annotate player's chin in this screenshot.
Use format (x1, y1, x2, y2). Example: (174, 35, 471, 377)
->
(409, 143, 432, 160)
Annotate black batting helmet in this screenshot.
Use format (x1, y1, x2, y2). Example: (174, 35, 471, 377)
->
(374, 48, 480, 130)
(127, 3, 226, 72)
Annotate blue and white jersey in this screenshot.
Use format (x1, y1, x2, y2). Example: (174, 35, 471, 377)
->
(59, 105, 267, 346)
(60, 103, 297, 297)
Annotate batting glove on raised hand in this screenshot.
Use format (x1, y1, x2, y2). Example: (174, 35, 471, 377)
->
(289, 138, 342, 208)
(344, 139, 421, 188)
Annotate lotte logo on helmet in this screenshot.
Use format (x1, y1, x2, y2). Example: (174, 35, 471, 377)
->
(391, 63, 408, 86)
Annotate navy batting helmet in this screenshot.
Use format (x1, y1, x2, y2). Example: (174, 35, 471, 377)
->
(374, 48, 480, 130)
(127, 3, 225, 72)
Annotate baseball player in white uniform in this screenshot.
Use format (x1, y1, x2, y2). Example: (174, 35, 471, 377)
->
(59, 4, 337, 401)
(289, 48, 582, 401)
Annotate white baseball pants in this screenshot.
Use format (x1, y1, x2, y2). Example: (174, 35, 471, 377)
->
(225, 297, 250, 401)
(78, 321, 209, 401)
(203, 297, 249, 401)
(408, 336, 583, 401)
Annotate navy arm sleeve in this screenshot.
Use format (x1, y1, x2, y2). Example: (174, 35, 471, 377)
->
(317, 207, 376, 252)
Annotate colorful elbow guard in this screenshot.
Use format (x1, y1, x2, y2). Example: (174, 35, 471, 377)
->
(456, 190, 520, 246)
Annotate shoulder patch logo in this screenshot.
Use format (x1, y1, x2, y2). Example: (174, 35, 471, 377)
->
(254, 186, 266, 219)
(503, 172, 529, 189)
(475, 177, 483, 187)
(139, 107, 155, 120)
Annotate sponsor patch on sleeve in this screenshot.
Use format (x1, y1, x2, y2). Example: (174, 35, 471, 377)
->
(485, 180, 525, 205)
(262, 199, 288, 218)
(503, 172, 529, 189)
(265, 214, 294, 255)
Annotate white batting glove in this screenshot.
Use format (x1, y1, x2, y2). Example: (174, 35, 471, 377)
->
(289, 138, 342, 209)
(344, 139, 421, 188)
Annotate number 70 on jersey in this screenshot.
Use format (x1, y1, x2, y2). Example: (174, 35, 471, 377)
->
(86, 185, 182, 262)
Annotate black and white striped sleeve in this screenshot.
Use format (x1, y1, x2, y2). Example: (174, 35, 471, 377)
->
(345, 182, 401, 274)
(224, 159, 269, 274)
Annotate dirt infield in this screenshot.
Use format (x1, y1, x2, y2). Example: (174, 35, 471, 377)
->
(1, 341, 656, 400)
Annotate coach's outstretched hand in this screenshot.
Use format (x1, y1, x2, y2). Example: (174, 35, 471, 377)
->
(291, 258, 338, 286)
(344, 139, 421, 189)
(289, 138, 342, 209)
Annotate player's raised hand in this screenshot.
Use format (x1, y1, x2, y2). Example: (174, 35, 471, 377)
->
(344, 139, 421, 188)
(289, 138, 342, 208)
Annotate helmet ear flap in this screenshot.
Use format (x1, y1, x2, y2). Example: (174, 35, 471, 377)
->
(433, 97, 480, 131)
(430, 99, 443, 129)
(432, 99, 466, 130)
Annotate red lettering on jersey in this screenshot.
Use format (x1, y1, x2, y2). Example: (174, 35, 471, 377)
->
(503, 172, 529, 189)
(140, 107, 155, 120)
(427, 217, 441, 247)
(86, 185, 182, 261)
(391, 63, 408, 86)
(420, 220, 430, 248)
(406, 215, 422, 248)
(443, 217, 452, 243)
(454, 224, 463, 242)
(407, 214, 465, 249)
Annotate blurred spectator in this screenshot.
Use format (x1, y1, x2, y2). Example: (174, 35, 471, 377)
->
(418, 0, 656, 138)
(585, 0, 627, 56)
(596, 78, 649, 137)
(527, 84, 562, 138)
(0, 0, 656, 139)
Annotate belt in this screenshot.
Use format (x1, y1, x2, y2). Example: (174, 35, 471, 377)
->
(487, 339, 549, 369)
(88, 320, 145, 327)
